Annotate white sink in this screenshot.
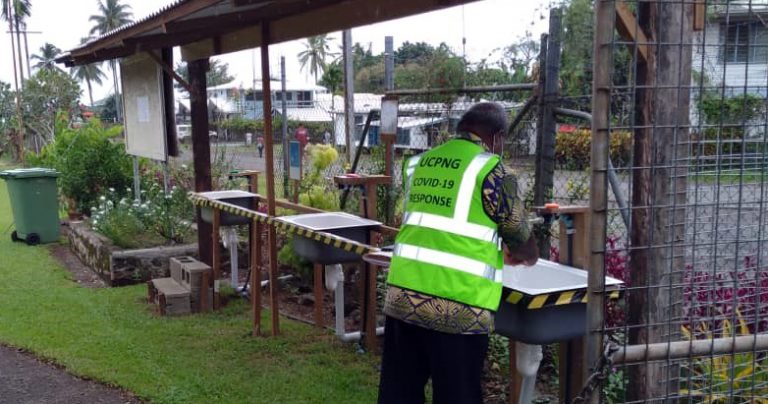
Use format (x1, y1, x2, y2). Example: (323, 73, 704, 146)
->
(502, 259, 623, 295)
(278, 212, 381, 231)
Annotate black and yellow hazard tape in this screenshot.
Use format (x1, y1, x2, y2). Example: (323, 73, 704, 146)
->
(189, 192, 380, 256)
(504, 288, 623, 310)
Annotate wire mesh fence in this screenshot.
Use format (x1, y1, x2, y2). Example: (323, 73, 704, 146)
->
(590, 0, 768, 402)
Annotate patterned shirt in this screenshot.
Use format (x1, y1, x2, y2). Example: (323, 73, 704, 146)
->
(384, 134, 531, 334)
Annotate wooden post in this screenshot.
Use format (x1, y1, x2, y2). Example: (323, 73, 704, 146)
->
(507, 342, 522, 404)
(586, 2, 614, 402)
(557, 207, 590, 404)
(364, 182, 379, 351)
(364, 264, 378, 352)
(251, 221, 262, 336)
(534, 9, 561, 260)
(260, 22, 281, 336)
(200, 271, 209, 313)
(626, 1, 692, 401)
(188, 58, 213, 267)
(314, 263, 324, 328)
(211, 208, 221, 310)
(161, 47, 179, 158)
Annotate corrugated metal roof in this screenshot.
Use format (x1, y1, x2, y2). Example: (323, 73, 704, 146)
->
(83, 0, 193, 50)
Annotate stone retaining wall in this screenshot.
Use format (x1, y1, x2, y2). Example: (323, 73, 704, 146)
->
(67, 222, 198, 286)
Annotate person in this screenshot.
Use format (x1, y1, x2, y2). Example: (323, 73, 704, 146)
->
(295, 124, 309, 151)
(378, 102, 539, 404)
(256, 135, 264, 158)
(323, 129, 331, 145)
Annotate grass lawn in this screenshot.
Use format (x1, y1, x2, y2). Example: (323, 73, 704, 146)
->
(0, 179, 380, 403)
(689, 168, 767, 185)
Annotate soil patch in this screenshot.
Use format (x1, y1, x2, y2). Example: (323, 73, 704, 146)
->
(49, 243, 108, 288)
(0, 344, 141, 404)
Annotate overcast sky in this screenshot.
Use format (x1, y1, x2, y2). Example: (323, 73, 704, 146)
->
(0, 0, 549, 102)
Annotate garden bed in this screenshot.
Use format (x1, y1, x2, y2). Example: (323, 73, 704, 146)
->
(67, 221, 197, 286)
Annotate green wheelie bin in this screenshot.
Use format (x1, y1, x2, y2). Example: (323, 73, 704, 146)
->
(0, 168, 60, 245)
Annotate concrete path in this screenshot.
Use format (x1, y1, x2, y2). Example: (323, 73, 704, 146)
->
(0, 345, 138, 404)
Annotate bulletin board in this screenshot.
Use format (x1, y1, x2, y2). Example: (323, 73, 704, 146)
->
(120, 52, 167, 161)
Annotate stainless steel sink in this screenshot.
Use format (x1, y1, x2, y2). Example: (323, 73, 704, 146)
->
(495, 260, 623, 344)
(199, 190, 258, 226)
(278, 212, 381, 264)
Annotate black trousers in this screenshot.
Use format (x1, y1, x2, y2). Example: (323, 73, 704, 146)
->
(378, 316, 489, 404)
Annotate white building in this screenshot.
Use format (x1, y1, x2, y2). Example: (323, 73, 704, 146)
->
(693, 5, 768, 96)
(207, 79, 328, 120)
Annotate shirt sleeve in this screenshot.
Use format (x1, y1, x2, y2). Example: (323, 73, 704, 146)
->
(482, 162, 531, 251)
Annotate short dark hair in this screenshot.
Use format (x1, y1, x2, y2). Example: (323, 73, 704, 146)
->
(456, 102, 509, 138)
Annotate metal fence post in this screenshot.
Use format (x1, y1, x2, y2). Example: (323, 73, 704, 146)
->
(534, 9, 561, 259)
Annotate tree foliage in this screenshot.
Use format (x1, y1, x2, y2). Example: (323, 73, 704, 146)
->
(28, 117, 132, 214)
(22, 68, 81, 144)
(502, 31, 540, 82)
(319, 62, 343, 108)
(0, 81, 15, 158)
(174, 59, 234, 93)
(31, 42, 63, 72)
(298, 34, 336, 83)
(559, 0, 595, 98)
(88, 0, 132, 35)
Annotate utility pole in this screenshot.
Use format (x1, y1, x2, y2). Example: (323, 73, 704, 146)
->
(384, 36, 394, 91)
(281, 56, 289, 196)
(342, 29, 355, 164)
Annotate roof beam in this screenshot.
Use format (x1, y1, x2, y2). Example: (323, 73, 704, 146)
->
(182, 0, 478, 61)
(166, 0, 341, 34)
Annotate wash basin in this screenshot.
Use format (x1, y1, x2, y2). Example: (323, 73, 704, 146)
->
(278, 212, 381, 264)
(199, 190, 258, 226)
(495, 259, 623, 344)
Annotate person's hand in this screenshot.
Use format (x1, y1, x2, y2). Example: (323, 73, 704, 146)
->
(503, 239, 539, 267)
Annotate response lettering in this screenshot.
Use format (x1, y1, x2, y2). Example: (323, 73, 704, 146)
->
(409, 193, 453, 207)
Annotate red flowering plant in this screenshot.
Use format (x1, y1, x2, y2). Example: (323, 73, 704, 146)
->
(682, 255, 768, 337)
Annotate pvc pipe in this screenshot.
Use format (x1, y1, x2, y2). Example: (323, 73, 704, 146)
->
(239, 275, 293, 294)
(515, 343, 543, 404)
(612, 333, 768, 365)
(339, 327, 385, 342)
(332, 269, 385, 341)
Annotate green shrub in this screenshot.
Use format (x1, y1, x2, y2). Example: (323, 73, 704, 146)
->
(90, 181, 196, 248)
(28, 117, 132, 214)
(278, 144, 341, 277)
(90, 190, 160, 249)
(554, 129, 632, 170)
(219, 117, 333, 143)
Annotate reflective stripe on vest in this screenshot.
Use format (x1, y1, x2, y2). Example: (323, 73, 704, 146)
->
(394, 243, 497, 281)
(402, 211, 498, 243)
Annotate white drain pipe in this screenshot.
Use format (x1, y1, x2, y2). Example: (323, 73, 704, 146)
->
(516, 342, 543, 404)
(325, 264, 385, 342)
(221, 228, 239, 288)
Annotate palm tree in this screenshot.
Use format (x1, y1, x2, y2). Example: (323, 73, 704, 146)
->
(72, 62, 106, 107)
(71, 38, 106, 107)
(89, 0, 132, 121)
(2, 0, 30, 86)
(31, 43, 62, 72)
(2, 0, 26, 162)
(319, 62, 343, 110)
(298, 34, 336, 83)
